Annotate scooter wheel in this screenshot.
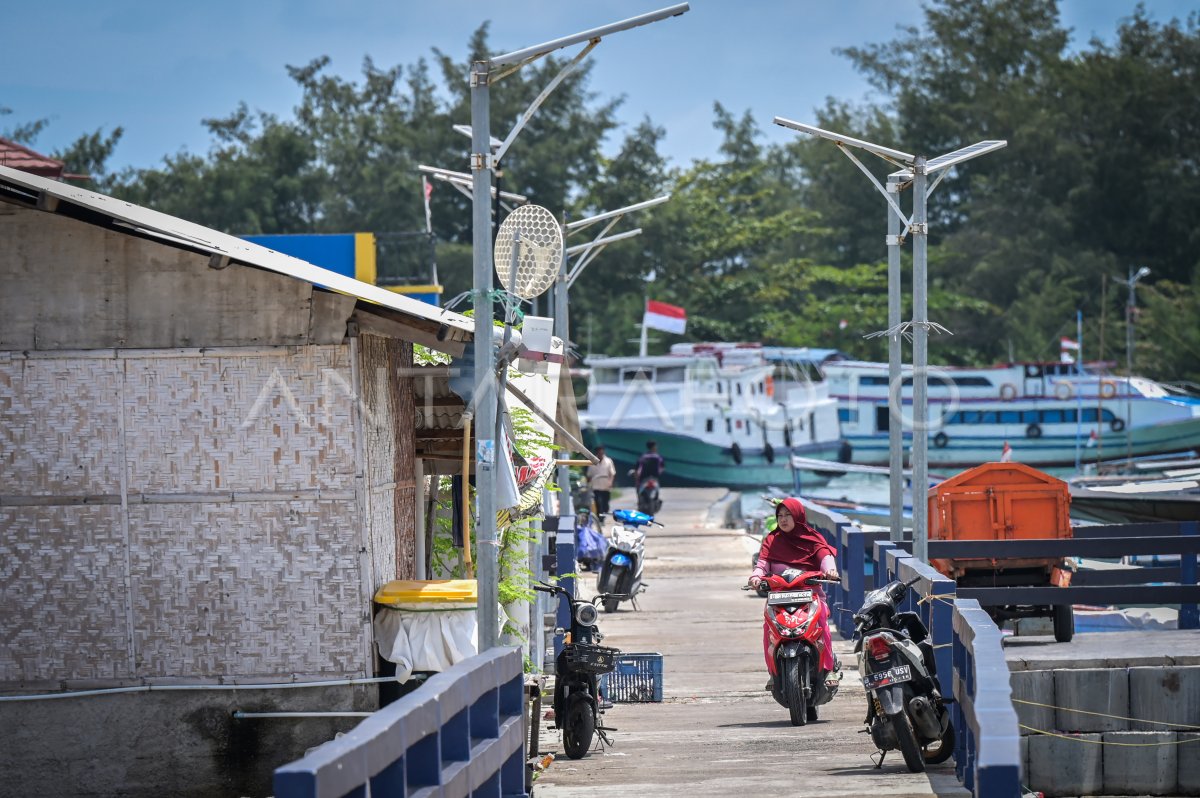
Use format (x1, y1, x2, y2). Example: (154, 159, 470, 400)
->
(889, 712, 925, 773)
(562, 697, 595, 760)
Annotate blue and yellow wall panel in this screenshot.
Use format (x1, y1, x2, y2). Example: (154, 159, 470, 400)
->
(241, 233, 443, 306)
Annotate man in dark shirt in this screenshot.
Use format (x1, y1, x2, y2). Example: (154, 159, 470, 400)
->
(634, 440, 665, 485)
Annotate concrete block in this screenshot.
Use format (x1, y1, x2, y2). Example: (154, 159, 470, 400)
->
(1012, 617, 1053, 636)
(1129, 666, 1200, 731)
(1009, 670, 1055, 733)
(1027, 732, 1103, 797)
(1179, 733, 1200, 796)
(1102, 732, 1177, 795)
(1054, 668, 1129, 732)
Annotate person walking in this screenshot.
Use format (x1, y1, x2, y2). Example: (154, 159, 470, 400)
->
(586, 445, 617, 521)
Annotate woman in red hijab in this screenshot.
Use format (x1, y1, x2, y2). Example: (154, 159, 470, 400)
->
(748, 497, 840, 679)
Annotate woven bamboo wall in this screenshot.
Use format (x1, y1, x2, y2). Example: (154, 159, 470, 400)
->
(357, 334, 416, 587)
(0, 346, 368, 686)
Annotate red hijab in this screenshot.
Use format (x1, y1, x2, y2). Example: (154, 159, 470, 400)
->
(761, 498, 835, 570)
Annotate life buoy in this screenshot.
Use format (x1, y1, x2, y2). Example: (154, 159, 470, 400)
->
(731, 443, 743, 464)
(763, 443, 775, 463)
(1111, 418, 1126, 432)
(1054, 382, 1073, 401)
(1100, 380, 1118, 399)
(999, 383, 1018, 401)
(933, 432, 949, 449)
(764, 375, 774, 398)
(1026, 423, 1043, 439)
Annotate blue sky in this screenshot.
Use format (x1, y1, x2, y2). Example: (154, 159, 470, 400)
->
(3, 1, 1193, 172)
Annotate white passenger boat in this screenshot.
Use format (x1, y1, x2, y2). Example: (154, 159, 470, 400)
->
(822, 360, 1200, 468)
(580, 343, 848, 489)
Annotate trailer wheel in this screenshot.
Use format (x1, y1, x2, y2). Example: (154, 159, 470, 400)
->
(1053, 604, 1074, 643)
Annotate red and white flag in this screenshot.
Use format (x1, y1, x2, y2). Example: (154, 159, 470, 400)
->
(1000, 441, 1013, 463)
(643, 299, 687, 335)
(1060, 336, 1079, 363)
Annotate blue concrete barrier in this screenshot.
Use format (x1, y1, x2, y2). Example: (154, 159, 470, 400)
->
(274, 647, 527, 798)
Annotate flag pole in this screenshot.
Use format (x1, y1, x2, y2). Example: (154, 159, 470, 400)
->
(639, 297, 649, 357)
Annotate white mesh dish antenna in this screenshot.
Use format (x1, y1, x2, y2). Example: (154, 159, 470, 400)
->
(493, 204, 563, 299)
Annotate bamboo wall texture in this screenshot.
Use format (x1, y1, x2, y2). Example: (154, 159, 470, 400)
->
(0, 346, 371, 686)
(357, 334, 416, 587)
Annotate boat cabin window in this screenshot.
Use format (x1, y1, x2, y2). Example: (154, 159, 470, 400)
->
(944, 408, 1117, 425)
(875, 406, 889, 432)
(746, 419, 752, 436)
(717, 382, 723, 394)
(736, 383, 743, 396)
(622, 367, 653, 382)
(706, 418, 714, 433)
(725, 418, 732, 434)
(861, 374, 992, 388)
(838, 408, 859, 423)
(593, 367, 619, 384)
(809, 412, 816, 442)
(657, 366, 686, 383)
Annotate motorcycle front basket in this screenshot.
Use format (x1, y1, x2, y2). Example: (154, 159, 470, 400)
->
(563, 642, 620, 675)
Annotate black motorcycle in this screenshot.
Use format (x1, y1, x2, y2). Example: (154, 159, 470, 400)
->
(533, 581, 622, 759)
(636, 475, 662, 515)
(853, 576, 955, 772)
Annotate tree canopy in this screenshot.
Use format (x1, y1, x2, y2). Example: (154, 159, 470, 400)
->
(9, 1, 1199, 387)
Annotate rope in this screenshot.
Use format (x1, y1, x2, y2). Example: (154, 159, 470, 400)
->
(1019, 725, 1200, 745)
(1012, 698, 1200, 731)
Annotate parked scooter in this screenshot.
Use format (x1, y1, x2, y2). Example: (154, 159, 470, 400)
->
(595, 509, 659, 612)
(852, 576, 955, 772)
(743, 569, 842, 726)
(636, 476, 663, 515)
(533, 581, 621, 759)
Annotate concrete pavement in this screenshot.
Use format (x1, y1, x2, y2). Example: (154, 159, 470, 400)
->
(535, 487, 966, 797)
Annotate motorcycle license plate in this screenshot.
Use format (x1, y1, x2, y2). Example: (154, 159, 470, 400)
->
(862, 665, 911, 689)
(767, 589, 813, 605)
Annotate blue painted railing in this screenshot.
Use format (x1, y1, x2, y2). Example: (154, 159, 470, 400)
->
(801, 501, 1023, 797)
(274, 647, 527, 798)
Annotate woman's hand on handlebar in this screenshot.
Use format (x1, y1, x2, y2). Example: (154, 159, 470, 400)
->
(748, 575, 763, 590)
(820, 569, 840, 582)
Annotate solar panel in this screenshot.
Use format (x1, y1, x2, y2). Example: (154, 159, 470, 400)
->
(773, 118, 916, 165)
(925, 140, 1007, 173)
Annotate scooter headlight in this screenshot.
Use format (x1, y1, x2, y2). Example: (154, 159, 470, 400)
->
(574, 602, 599, 627)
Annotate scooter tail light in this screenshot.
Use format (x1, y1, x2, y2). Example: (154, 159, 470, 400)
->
(867, 635, 891, 661)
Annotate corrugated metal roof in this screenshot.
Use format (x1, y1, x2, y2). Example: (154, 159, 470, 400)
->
(0, 137, 66, 178)
(0, 164, 474, 346)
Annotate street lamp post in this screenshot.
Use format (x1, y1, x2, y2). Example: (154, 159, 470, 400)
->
(469, 3, 689, 651)
(773, 118, 1005, 561)
(1117, 266, 1151, 468)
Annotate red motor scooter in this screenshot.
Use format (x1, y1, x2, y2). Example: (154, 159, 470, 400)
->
(744, 568, 842, 726)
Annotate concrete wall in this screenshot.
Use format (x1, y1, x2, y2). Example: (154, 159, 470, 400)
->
(1011, 666, 1200, 796)
(5, 684, 377, 798)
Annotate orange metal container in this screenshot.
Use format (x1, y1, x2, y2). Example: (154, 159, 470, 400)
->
(927, 462, 1072, 578)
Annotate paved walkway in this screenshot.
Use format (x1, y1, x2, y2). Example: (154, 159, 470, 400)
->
(535, 488, 966, 798)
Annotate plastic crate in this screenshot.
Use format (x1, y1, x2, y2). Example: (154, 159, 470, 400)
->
(599, 652, 663, 703)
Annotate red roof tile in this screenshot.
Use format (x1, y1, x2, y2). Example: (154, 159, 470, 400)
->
(0, 137, 66, 178)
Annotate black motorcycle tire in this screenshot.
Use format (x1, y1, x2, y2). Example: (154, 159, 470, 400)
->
(782, 657, 808, 727)
(889, 711, 926, 773)
(562, 696, 595, 760)
(1053, 604, 1074, 643)
(603, 566, 625, 612)
(602, 596, 619, 613)
(923, 720, 955, 765)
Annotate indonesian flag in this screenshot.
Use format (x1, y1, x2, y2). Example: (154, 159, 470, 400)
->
(644, 299, 687, 335)
(1060, 336, 1079, 363)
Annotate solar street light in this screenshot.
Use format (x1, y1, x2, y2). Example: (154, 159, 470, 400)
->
(774, 118, 1005, 561)
(469, 4, 689, 651)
